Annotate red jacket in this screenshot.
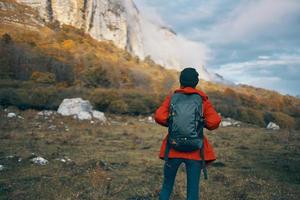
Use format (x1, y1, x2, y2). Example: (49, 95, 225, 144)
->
(154, 87, 221, 162)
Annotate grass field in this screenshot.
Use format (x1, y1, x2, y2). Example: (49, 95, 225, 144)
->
(0, 107, 299, 200)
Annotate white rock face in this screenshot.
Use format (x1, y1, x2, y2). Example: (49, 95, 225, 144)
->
(57, 98, 106, 121)
(267, 122, 280, 130)
(15, 0, 226, 83)
(7, 113, 17, 118)
(16, 0, 145, 59)
(31, 156, 48, 165)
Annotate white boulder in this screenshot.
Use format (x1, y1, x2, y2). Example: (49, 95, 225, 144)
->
(56, 157, 72, 163)
(57, 98, 106, 121)
(266, 122, 280, 130)
(58, 98, 92, 116)
(220, 121, 232, 127)
(0, 164, 4, 171)
(220, 117, 241, 127)
(31, 156, 48, 165)
(7, 112, 16, 118)
(17, 115, 24, 119)
(92, 110, 106, 122)
(147, 116, 155, 123)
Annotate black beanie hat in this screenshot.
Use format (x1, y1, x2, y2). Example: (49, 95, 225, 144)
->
(179, 67, 199, 88)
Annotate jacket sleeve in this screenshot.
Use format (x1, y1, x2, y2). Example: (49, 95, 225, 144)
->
(154, 94, 171, 127)
(203, 98, 221, 130)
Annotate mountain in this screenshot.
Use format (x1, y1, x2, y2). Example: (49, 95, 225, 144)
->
(13, 0, 226, 83)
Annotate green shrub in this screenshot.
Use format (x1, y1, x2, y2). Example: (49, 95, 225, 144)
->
(126, 98, 151, 115)
(90, 88, 160, 115)
(121, 90, 160, 115)
(237, 108, 264, 126)
(83, 64, 119, 88)
(0, 86, 69, 110)
(107, 100, 128, 113)
(90, 89, 120, 112)
(215, 104, 239, 119)
(0, 88, 20, 107)
(128, 69, 151, 90)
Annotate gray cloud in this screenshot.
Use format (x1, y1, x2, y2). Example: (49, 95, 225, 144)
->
(134, 0, 300, 95)
(215, 55, 300, 95)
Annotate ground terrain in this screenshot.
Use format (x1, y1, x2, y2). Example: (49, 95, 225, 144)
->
(0, 107, 299, 200)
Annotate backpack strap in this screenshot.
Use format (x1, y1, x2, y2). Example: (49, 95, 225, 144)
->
(197, 99, 208, 179)
(164, 92, 175, 162)
(199, 127, 208, 179)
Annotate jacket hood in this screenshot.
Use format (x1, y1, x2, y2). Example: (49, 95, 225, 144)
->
(174, 87, 208, 101)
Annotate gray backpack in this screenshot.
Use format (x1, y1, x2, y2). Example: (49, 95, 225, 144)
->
(164, 92, 208, 179)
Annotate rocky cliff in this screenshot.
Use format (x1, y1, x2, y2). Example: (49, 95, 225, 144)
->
(14, 0, 226, 83)
(16, 0, 144, 59)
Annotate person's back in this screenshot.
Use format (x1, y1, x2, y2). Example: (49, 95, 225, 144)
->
(155, 67, 221, 200)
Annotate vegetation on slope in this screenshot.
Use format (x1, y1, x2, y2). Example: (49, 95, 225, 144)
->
(0, 0, 299, 129)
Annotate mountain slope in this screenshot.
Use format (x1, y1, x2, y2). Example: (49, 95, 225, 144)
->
(0, 0, 299, 129)
(13, 0, 227, 83)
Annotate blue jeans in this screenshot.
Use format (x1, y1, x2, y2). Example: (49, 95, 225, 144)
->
(159, 158, 202, 200)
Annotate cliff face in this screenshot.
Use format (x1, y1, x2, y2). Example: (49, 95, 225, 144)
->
(13, 0, 226, 83)
(16, 0, 145, 58)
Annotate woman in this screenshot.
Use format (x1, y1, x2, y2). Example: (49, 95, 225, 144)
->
(155, 67, 221, 200)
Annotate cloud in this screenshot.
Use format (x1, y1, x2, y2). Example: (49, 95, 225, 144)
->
(258, 56, 270, 60)
(216, 55, 300, 95)
(172, 1, 220, 22)
(188, 0, 300, 44)
(134, 0, 300, 95)
(134, 0, 211, 69)
(218, 55, 300, 72)
(133, 1, 166, 26)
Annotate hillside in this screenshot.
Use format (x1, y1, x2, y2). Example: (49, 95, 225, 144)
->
(0, 0, 300, 129)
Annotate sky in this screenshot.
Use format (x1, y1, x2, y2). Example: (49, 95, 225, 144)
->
(134, 0, 300, 96)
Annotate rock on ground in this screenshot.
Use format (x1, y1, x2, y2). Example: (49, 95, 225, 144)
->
(56, 157, 72, 163)
(37, 110, 55, 116)
(220, 117, 241, 127)
(7, 112, 16, 118)
(92, 110, 106, 122)
(78, 111, 92, 120)
(267, 122, 280, 130)
(58, 98, 92, 116)
(0, 164, 4, 171)
(57, 98, 106, 121)
(31, 156, 48, 165)
(220, 121, 232, 127)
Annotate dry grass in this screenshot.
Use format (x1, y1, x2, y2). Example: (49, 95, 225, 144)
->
(0, 107, 299, 200)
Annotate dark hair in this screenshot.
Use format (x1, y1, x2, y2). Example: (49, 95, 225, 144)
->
(179, 67, 199, 88)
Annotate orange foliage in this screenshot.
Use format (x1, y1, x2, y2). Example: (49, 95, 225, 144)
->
(62, 39, 75, 49)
